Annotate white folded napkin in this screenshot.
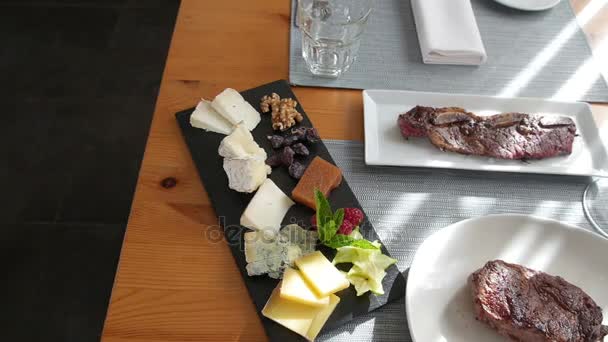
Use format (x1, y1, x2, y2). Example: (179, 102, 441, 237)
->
(411, 0, 487, 65)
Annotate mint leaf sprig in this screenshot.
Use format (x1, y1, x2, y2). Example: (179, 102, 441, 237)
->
(313, 190, 378, 250)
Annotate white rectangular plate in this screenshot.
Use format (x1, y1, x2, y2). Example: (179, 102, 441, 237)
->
(363, 90, 608, 177)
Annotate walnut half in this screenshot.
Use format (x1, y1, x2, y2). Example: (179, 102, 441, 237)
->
(260, 93, 303, 131)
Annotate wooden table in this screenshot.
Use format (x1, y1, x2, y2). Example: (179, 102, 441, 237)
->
(101, 1, 608, 341)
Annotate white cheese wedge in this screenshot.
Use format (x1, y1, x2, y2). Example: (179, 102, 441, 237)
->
(211, 88, 261, 131)
(240, 179, 294, 233)
(218, 123, 266, 160)
(262, 284, 339, 341)
(281, 268, 330, 307)
(189, 99, 234, 135)
(223, 158, 268, 193)
(295, 251, 350, 297)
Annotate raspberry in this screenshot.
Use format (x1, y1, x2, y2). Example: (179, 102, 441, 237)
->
(344, 207, 364, 226)
(338, 220, 355, 235)
(310, 214, 317, 230)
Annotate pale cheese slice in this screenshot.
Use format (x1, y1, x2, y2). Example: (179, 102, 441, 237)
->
(295, 251, 350, 297)
(218, 123, 266, 160)
(240, 179, 294, 233)
(262, 284, 340, 341)
(305, 293, 340, 341)
(280, 268, 330, 307)
(223, 158, 268, 193)
(212, 88, 261, 131)
(189, 99, 234, 135)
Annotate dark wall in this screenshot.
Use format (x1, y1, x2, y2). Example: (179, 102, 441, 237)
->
(0, 1, 180, 341)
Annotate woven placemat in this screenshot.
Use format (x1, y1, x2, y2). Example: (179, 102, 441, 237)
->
(319, 139, 601, 341)
(289, 0, 608, 103)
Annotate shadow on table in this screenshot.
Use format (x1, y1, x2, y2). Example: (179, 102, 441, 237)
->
(370, 268, 411, 342)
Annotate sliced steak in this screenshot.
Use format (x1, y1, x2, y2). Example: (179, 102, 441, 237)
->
(470, 260, 608, 342)
(397, 106, 576, 160)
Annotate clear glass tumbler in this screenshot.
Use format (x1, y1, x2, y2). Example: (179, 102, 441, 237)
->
(297, 0, 373, 78)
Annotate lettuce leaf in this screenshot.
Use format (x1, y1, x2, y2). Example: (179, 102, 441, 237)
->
(313, 190, 396, 296)
(345, 272, 372, 296)
(347, 264, 385, 295)
(333, 245, 397, 296)
(349, 227, 364, 240)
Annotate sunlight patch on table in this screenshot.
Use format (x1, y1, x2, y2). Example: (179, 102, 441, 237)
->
(498, 0, 606, 98)
(551, 35, 608, 101)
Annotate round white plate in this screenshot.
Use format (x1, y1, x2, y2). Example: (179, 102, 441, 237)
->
(406, 214, 608, 342)
(493, 0, 561, 11)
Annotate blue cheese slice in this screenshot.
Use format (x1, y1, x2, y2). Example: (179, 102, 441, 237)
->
(189, 99, 234, 135)
(211, 88, 261, 131)
(244, 230, 285, 278)
(280, 224, 318, 255)
(244, 224, 318, 279)
(240, 179, 294, 233)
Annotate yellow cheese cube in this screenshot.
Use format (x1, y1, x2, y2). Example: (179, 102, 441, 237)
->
(262, 284, 340, 341)
(295, 251, 350, 297)
(280, 268, 330, 307)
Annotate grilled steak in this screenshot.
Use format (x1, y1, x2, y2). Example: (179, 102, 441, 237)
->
(397, 106, 577, 160)
(470, 260, 608, 342)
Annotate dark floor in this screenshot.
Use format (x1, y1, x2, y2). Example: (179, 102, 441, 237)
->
(0, 0, 179, 341)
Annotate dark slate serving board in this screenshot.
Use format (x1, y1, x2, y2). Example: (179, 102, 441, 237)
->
(176, 80, 406, 341)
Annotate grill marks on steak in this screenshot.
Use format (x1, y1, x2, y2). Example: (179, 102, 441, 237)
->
(470, 260, 608, 342)
(397, 106, 577, 160)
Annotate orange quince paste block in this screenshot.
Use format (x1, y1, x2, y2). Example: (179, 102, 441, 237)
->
(292, 156, 342, 209)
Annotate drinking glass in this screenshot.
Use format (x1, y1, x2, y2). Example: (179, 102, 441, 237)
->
(297, 0, 373, 78)
(583, 178, 608, 238)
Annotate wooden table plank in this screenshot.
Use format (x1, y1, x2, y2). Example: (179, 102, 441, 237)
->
(101, 1, 608, 341)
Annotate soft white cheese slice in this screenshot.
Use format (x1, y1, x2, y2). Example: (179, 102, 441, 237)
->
(218, 123, 266, 160)
(223, 158, 268, 193)
(241, 179, 295, 233)
(189, 99, 234, 135)
(211, 88, 261, 131)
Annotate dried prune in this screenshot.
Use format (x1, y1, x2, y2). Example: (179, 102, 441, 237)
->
(292, 143, 309, 156)
(283, 135, 300, 146)
(267, 135, 284, 149)
(291, 127, 307, 140)
(281, 146, 295, 166)
(266, 153, 283, 167)
(305, 128, 320, 143)
(288, 161, 307, 179)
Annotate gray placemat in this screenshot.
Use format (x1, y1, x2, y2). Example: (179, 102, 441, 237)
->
(319, 139, 603, 342)
(290, 0, 608, 103)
